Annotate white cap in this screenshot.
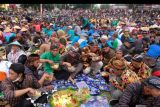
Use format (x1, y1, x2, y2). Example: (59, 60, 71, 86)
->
(101, 35, 108, 40)
(68, 26, 72, 29)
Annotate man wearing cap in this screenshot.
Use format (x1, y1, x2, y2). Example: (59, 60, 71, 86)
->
(128, 54, 151, 80)
(100, 35, 108, 47)
(119, 76, 160, 107)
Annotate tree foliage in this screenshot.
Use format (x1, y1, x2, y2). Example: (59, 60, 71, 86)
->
(72, 4, 91, 9)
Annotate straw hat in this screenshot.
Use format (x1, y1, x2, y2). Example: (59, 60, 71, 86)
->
(102, 24, 108, 28)
(1, 21, 7, 25)
(116, 26, 121, 29)
(149, 25, 159, 29)
(14, 26, 21, 29)
(101, 35, 108, 40)
(130, 23, 137, 27)
(57, 30, 65, 36)
(21, 27, 28, 32)
(124, 28, 130, 32)
(12, 20, 17, 23)
(50, 23, 53, 26)
(4, 27, 11, 32)
(120, 22, 126, 25)
(21, 19, 27, 22)
(0, 47, 6, 60)
(140, 27, 149, 31)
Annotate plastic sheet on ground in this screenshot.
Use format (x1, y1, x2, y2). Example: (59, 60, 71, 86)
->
(51, 73, 110, 95)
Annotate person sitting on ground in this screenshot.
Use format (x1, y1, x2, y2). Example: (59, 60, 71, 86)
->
(1, 63, 41, 107)
(59, 48, 83, 84)
(108, 59, 139, 106)
(110, 33, 122, 50)
(83, 42, 103, 76)
(7, 41, 26, 63)
(104, 50, 128, 71)
(25, 54, 53, 88)
(120, 39, 135, 56)
(27, 35, 44, 55)
(101, 45, 116, 66)
(40, 44, 61, 80)
(128, 54, 151, 80)
(119, 76, 160, 107)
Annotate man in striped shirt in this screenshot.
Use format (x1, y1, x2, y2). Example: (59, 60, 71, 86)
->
(119, 76, 160, 107)
(1, 63, 41, 107)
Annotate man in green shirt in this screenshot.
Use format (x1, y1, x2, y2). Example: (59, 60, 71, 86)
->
(111, 33, 122, 50)
(40, 44, 61, 77)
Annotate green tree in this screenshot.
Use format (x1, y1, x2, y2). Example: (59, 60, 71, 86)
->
(72, 4, 91, 9)
(20, 4, 40, 9)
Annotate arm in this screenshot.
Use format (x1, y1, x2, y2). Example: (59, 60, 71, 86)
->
(59, 54, 67, 65)
(38, 76, 46, 86)
(40, 59, 51, 63)
(40, 53, 54, 64)
(39, 44, 46, 55)
(112, 39, 118, 49)
(14, 88, 30, 97)
(38, 73, 51, 86)
(119, 84, 135, 107)
(153, 97, 160, 107)
(1, 80, 30, 99)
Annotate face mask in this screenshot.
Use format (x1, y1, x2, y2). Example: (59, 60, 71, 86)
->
(11, 47, 20, 52)
(12, 74, 22, 83)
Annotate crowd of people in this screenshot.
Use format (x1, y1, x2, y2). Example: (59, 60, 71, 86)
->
(0, 7, 160, 107)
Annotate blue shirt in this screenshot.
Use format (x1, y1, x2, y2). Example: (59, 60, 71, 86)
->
(71, 36, 80, 45)
(4, 32, 16, 42)
(146, 44, 160, 58)
(67, 30, 75, 41)
(88, 29, 95, 36)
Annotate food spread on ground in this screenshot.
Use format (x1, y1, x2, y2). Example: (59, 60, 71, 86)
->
(49, 88, 90, 107)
